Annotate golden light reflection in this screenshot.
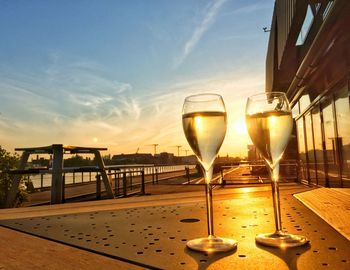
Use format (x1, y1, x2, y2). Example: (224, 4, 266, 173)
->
(240, 187, 252, 194)
(268, 115, 277, 137)
(195, 116, 203, 134)
(93, 137, 98, 143)
(269, 115, 277, 125)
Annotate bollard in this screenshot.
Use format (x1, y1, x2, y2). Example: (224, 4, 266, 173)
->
(96, 174, 101, 200)
(141, 170, 145, 195)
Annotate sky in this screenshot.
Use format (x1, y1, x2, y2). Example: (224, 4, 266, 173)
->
(0, 0, 274, 157)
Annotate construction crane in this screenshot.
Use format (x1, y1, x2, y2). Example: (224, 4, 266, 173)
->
(170, 145, 182, 156)
(135, 147, 140, 154)
(147, 144, 159, 155)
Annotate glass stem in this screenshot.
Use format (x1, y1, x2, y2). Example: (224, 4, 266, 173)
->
(270, 163, 283, 234)
(204, 166, 214, 237)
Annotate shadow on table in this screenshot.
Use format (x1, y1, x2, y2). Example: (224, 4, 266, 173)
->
(257, 243, 311, 270)
(184, 247, 237, 270)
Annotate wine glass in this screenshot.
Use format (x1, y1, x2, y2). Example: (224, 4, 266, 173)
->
(245, 92, 309, 247)
(182, 93, 237, 252)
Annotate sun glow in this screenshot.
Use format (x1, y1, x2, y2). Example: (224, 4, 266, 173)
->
(234, 118, 247, 135)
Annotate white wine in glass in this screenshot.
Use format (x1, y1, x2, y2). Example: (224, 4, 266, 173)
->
(246, 92, 309, 248)
(182, 93, 237, 253)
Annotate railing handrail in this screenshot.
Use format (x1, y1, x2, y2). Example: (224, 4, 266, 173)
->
(6, 164, 195, 175)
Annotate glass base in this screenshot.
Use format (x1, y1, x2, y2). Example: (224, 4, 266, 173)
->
(187, 235, 237, 253)
(256, 231, 309, 248)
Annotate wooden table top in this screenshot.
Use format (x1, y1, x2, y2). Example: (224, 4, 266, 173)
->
(0, 184, 349, 270)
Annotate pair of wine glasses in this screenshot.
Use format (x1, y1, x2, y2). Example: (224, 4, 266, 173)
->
(182, 92, 309, 253)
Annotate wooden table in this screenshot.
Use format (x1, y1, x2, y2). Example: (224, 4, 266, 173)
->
(0, 184, 349, 269)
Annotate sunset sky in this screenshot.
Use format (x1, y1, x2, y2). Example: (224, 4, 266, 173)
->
(0, 0, 274, 157)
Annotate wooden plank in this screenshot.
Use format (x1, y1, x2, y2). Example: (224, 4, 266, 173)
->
(0, 227, 143, 270)
(294, 187, 350, 241)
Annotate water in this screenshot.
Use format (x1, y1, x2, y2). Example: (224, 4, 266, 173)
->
(29, 164, 196, 189)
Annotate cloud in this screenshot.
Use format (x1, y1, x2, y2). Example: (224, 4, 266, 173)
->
(0, 55, 145, 152)
(0, 48, 264, 156)
(174, 0, 227, 68)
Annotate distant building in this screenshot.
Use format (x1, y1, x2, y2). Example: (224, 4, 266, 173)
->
(181, 155, 197, 164)
(111, 152, 197, 165)
(157, 152, 175, 164)
(215, 155, 241, 165)
(111, 153, 154, 164)
(266, 0, 350, 187)
(247, 145, 262, 162)
(31, 155, 51, 168)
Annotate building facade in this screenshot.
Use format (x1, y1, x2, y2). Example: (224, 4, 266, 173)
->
(266, 0, 350, 187)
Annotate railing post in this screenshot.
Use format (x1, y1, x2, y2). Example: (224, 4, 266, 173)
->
(114, 172, 117, 196)
(40, 173, 44, 189)
(96, 174, 101, 200)
(62, 175, 65, 203)
(130, 169, 133, 190)
(186, 167, 190, 184)
(73, 171, 75, 184)
(152, 167, 155, 184)
(141, 170, 145, 195)
(51, 144, 64, 204)
(221, 167, 225, 187)
(89, 171, 91, 182)
(156, 168, 159, 184)
(123, 172, 127, 197)
(117, 172, 120, 196)
(81, 172, 84, 183)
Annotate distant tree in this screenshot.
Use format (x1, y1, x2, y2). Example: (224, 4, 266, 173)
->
(64, 155, 95, 167)
(0, 146, 27, 208)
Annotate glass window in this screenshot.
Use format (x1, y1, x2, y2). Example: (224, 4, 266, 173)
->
(292, 103, 299, 118)
(312, 106, 326, 186)
(305, 112, 317, 184)
(299, 94, 311, 113)
(322, 99, 341, 187)
(296, 5, 314, 46)
(334, 86, 350, 187)
(296, 118, 308, 181)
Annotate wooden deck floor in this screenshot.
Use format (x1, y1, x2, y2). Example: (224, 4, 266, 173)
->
(294, 187, 350, 241)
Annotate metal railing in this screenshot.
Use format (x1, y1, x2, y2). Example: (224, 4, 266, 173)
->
(20, 164, 195, 190)
(6, 164, 196, 202)
(219, 161, 299, 185)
